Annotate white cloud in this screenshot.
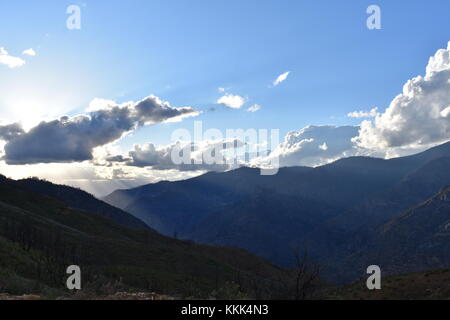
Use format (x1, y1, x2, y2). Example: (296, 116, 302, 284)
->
(123, 138, 245, 172)
(273, 71, 290, 86)
(217, 94, 246, 109)
(347, 107, 379, 118)
(0, 47, 26, 68)
(354, 41, 450, 150)
(218, 87, 226, 93)
(253, 125, 361, 168)
(247, 104, 261, 112)
(22, 48, 36, 56)
(86, 98, 120, 112)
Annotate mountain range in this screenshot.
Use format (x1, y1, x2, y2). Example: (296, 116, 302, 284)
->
(1, 141, 449, 297)
(103, 141, 450, 282)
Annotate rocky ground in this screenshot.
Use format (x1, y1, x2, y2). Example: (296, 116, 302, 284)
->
(0, 294, 41, 300)
(95, 292, 174, 300)
(0, 292, 174, 300)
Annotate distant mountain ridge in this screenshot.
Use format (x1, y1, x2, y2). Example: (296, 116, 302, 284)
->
(103, 141, 450, 282)
(4, 176, 149, 229)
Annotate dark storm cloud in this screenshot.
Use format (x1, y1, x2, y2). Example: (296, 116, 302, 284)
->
(2, 95, 199, 165)
(0, 123, 24, 141)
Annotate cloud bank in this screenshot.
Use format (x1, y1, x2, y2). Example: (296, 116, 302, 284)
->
(106, 138, 245, 172)
(354, 41, 450, 150)
(1, 95, 199, 165)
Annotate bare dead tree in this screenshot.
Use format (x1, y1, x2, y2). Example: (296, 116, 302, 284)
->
(292, 247, 321, 300)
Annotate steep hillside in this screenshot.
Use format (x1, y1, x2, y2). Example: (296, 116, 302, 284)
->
(306, 156, 450, 269)
(14, 177, 148, 229)
(336, 186, 450, 281)
(187, 189, 338, 266)
(0, 176, 294, 299)
(326, 156, 450, 234)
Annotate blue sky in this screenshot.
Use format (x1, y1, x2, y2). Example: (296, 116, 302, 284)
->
(1, 1, 450, 195)
(1, 1, 449, 138)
